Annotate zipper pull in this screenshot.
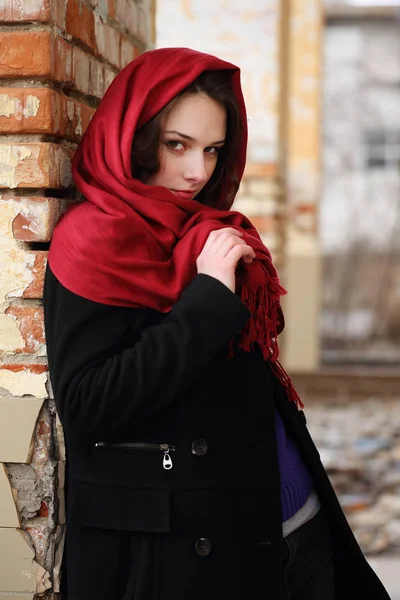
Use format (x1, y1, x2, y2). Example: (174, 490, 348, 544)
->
(163, 449, 173, 470)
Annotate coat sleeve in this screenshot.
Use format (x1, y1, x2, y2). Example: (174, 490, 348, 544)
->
(43, 266, 250, 444)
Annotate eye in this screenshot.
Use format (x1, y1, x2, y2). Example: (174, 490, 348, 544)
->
(166, 140, 185, 151)
(205, 146, 223, 155)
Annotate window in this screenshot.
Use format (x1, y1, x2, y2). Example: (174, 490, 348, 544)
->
(364, 129, 400, 169)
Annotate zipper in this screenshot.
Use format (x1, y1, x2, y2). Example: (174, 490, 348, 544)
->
(94, 442, 176, 470)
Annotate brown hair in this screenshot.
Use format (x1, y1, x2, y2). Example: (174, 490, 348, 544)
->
(131, 70, 243, 206)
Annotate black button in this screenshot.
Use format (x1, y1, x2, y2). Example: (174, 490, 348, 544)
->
(191, 438, 208, 456)
(195, 538, 212, 557)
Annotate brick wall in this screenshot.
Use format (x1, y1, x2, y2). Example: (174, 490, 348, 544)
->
(0, 0, 154, 596)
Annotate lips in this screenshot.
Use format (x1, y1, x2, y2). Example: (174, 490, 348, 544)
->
(171, 189, 197, 199)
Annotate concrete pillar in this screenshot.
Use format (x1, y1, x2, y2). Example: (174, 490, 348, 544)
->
(279, 0, 323, 372)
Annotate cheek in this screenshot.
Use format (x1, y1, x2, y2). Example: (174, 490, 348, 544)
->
(156, 150, 174, 181)
(205, 157, 219, 181)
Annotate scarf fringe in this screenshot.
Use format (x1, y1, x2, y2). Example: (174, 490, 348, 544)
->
(270, 360, 304, 410)
(230, 263, 304, 410)
(238, 274, 285, 360)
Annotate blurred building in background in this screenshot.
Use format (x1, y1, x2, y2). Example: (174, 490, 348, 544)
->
(156, 0, 400, 561)
(319, 1, 400, 564)
(322, 0, 400, 366)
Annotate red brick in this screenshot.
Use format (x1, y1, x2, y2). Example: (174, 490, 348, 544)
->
(51, 0, 67, 30)
(0, 88, 95, 139)
(0, 32, 111, 99)
(38, 420, 51, 436)
(120, 37, 139, 68)
(95, 16, 121, 67)
(108, 0, 116, 20)
(52, 36, 73, 85)
(53, 36, 106, 98)
(23, 252, 48, 299)
(72, 46, 92, 95)
(72, 44, 117, 97)
(89, 57, 104, 97)
(55, 41, 113, 98)
(66, 0, 96, 51)
(115, 0, 137, 35)
(104, 64, 117, 93)
(0, 88, 52, 134)
(0, 32, 52, 79)
(0, 364, 47, 374)
(37, 501, 49, 518)
(136, 2, 149, 44)
(59, 94, 95, 137)
(5, 305, 45, 354)
(11, 197, 66, 243)
(0, 0, 50, 23)
(0, 143, 73, 189)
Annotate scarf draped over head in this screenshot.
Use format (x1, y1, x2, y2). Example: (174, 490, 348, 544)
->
(48, 47, 302, 407)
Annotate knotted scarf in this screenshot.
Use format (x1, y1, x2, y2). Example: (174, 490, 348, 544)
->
(48, 47, 302, 407)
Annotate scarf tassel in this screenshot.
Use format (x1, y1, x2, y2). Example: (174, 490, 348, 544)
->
(232, 267, 304, 410)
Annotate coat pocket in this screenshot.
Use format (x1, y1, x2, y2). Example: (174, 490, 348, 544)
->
(69, 480, 171, 533)
(95, 441, 176, 470)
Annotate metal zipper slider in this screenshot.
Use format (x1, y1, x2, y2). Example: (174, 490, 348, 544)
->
(161, 444, 173, 470)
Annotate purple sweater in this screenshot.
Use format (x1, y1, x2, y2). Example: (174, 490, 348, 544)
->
(275, 409, 313, 522)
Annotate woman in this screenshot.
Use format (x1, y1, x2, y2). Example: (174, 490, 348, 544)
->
(43, 47, 390, 600)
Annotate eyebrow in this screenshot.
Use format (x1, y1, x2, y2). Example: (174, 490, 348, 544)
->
(164, 130, 225, 145)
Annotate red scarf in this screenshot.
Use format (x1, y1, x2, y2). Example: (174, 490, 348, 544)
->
(48, 47, 302, 407)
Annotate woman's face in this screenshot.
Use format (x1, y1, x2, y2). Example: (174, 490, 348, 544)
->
(146, 92, 227, 200)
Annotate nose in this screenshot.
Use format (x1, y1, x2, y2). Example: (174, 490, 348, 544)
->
(184, 152, 208, 185)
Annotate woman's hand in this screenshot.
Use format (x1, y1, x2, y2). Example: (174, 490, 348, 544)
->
(196, 228, 256, 293)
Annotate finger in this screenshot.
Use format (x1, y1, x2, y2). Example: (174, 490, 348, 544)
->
(207, 228, 243, 250)
(218, 227, 243, 237)
(226, 244, 255, 266)
(217, 236, 247, 258)
(237, 245, 255, 260)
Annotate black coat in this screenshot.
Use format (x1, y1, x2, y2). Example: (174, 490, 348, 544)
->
(43, 266, 390, 600)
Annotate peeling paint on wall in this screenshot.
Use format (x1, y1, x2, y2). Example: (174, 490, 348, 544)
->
(4, 305, 46, 356)
(0, 200, 36, 301)
(75, 103, 83, 136)
(66, 99, 74, 121)
(0, 313, 25, 353)
(0, 93, 41, 122)
(24, 95, 41, 118)
(0, 145, 32, 189)
(0, 94, 16, 118)
(11, 197, 64, 243)
(0, 369, 47, 398)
